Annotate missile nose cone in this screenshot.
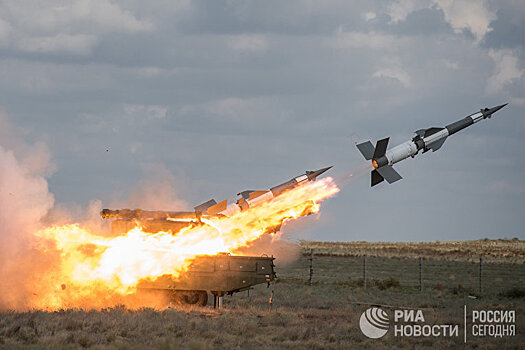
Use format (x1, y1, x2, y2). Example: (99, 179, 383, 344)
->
(490, 103, 508, 113)
(482, 103, 508, 117)
(306, 166, 333, 180)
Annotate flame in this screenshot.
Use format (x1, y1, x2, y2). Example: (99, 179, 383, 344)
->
(30, 177, 339, 309)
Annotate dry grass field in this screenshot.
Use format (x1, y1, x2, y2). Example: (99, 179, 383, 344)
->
(1, 240, 524, 349)
(301, 238, 525, 263)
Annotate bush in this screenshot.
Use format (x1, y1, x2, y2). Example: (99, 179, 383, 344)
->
(433, 283, 445, 291)
(499, 287, 525, 299)
(349, 278, 401, 290)
(375, 278, 401, 290)
(451, 284, 470, 295)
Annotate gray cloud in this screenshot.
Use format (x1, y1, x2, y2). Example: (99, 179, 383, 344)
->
(387, 7, 453, 36)
(483, 4, 525, 49)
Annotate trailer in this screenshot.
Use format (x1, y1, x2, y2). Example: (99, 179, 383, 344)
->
(137, 253, 276, 307)
(100, 208, 277, 307)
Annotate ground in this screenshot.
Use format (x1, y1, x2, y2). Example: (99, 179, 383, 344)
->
(0, 240, 523, 349)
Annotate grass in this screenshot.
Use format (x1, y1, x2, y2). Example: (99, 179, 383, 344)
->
(301, 238, 525, 263)
(0, 240, 524, 349)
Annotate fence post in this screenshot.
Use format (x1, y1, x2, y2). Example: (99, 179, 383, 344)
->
(419, 256, 423, 292)
(363, 254, 367, 289)
(268, 284, 274, 312)
(479, 256, 483, 294)
(308, 249, 314, 286)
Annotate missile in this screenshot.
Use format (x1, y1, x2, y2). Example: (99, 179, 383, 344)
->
(101, 167, 333, 235)
(356, 104, 508, 187)
(194, 166, 332, 216)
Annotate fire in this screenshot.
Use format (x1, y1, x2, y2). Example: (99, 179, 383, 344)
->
(30, 177, 339, 309)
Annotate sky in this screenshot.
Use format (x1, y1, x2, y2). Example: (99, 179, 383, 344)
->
(0, 0, 524, 242)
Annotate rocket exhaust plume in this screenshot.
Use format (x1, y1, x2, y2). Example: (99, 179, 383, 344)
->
(336, 162, 374, 186)
(31, 177, 338, 309)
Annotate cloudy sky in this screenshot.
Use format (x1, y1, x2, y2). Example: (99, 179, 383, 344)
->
(1, 0, 524, 242)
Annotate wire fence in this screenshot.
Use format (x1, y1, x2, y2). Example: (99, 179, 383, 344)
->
(280, 250, 525, 295)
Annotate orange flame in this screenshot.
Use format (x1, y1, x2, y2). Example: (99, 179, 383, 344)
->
(31, 177, 339, 309)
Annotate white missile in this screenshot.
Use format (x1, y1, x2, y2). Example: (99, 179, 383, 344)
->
(194, 166, 332, 215)
(356, 104, 508, 187)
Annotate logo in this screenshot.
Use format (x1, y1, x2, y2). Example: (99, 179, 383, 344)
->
(359, 307, 390, 338)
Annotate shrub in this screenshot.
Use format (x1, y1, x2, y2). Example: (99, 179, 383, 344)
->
(499, 287, 525, 299)
(451, 284, 469, 295)
(375, 278, 401, 290)
(433, 283, 445, 291)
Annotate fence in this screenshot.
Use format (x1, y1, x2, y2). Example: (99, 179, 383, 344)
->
(290, 249, 525, 295)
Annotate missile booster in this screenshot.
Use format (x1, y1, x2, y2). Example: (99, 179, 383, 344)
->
(194, 166, 332, 216)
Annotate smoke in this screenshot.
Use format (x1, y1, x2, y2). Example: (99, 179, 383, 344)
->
(333, 161, 374, 186)
(0, 111, 199, 310)
(43, 199, 109, 237)
(232, 232, 300, 267)
(109, 163, 190, 211)
(0, 111, 55, 310)
(0, 112, 191, 310)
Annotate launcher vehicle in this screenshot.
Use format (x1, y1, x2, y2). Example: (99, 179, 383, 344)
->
(100, 211, 276, 307)
(98, 167, 332, 306)
(138, 254, 276, 307)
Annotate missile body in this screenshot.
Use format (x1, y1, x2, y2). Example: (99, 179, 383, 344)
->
(194, 166, 332, 216)
(356, 104, 507, 187)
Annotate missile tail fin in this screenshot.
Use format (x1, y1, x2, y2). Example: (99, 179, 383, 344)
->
(356, 141, 375, 160)
(376, 166, 402, 184)
(373, 138, 390, 159)
(414, 129, 426, 137)
(194, 199, 217, 213)
(371, 169, 384, 187)
(206, 200, 228, 215)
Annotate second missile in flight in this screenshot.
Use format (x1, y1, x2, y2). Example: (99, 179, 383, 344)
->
(356, 104, 508, 187)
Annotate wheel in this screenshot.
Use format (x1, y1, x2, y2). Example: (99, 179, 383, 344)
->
(173, 291, 208, 306)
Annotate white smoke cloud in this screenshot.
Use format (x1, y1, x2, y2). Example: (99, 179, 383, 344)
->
(109, 163, 190, 211)
(0, 111, 193, 309)
(0, 110, 55, 309)
(232, 232, 300, 267)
